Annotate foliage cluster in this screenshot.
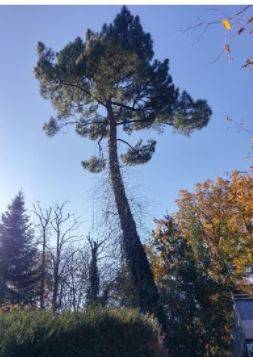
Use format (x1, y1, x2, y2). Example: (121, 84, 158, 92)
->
(147, 171, 253, 355)
(0, 307, 166, 357)
(148, 217, 232, 356)
(176, 170, 253, 280)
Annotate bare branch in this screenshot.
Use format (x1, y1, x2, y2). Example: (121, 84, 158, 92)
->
(117, 138, 139, 155)
(98, 134, 104, 160)
(181, 5, 252, 41)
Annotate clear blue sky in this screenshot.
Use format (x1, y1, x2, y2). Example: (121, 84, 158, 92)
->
(0, 5, 251, 237)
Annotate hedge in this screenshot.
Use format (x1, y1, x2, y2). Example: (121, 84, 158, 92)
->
(0, 307, 167, 356)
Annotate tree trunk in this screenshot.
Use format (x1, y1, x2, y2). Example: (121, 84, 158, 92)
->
(108, 110, 167, 330)
(52, 229, 60, 312)
(52, 260, 59, 312)
(40, 230, 46, 309)
(87, 241, 99, 305)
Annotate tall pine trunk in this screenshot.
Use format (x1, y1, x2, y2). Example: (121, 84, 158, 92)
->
(108, 110, 167, 330)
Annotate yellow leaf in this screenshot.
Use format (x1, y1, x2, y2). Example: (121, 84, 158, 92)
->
(222, 19, 232, 31)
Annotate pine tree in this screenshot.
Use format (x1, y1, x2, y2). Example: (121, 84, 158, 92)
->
(0, 192, 39, 305)
(34, 6, 211, 327)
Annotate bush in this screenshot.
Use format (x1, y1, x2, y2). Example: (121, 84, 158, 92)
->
(0, 307, 167, 357)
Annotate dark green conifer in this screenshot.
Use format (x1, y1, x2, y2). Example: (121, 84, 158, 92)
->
(0, 192, 39, 305)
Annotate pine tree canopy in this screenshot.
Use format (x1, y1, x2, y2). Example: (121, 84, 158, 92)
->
(35, 6, 212, 172)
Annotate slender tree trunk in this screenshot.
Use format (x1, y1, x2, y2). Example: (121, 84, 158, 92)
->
(52, 264, 59, 311)
(70, 270, 77, 311)
(52, 230, 60, 312)
(52, 260, 59, 311)
(40, 230, 46, 309)
(108, 110, 167, 331)
(87, 240, 99, 305)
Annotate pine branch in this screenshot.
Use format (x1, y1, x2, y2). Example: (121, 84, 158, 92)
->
(117, 138, 140, 155)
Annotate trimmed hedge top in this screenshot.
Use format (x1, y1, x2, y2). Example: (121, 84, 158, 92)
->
(0, 307, 167, 357)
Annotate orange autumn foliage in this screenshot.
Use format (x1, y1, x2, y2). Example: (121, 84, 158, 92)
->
(145, 217, 176, 283)
(222, 19, 232, 31)
(145, 244, 165, 283)
(176, 171, 253, 277)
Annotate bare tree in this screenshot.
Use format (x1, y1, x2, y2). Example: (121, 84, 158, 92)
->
(33, 196, 121, 312)
(34, 201, 83, 311)
(86, 235, 112, 306)
(48, 202, 81, 312)
(33, 202, 52, 309)
(54, 245, 89, 312)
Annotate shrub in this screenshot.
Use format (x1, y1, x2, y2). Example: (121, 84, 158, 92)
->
(0, 307, 167, 357)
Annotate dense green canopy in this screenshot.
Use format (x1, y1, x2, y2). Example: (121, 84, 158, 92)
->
(35, 6, 212, 171)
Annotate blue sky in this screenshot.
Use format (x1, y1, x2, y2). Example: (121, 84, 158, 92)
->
(0, 5, 251, 237)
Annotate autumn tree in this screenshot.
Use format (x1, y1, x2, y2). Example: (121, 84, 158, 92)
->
(148, 216, 233, 356)
(175, 171, 253, 284)
(147, 172, 253, 353)
(34, 6, 211, 324)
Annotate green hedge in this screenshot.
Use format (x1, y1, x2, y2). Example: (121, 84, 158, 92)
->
(0, 307, 167, 357)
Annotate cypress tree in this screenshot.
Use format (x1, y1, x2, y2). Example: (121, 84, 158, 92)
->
(0, 192, 39, 305)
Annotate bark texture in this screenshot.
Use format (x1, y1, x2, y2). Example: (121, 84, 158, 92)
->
(108, 110, 167, 331)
